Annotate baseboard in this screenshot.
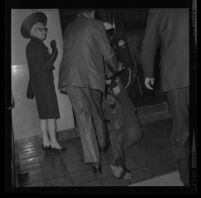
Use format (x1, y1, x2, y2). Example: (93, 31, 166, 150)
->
(15, 128, 79, 147)
(137, 102, 172, 124)
(138, 110, 172, 124)
(15, 103, 172, 145)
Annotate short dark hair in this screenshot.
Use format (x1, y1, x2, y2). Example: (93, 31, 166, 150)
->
(77, 9, 95, 14)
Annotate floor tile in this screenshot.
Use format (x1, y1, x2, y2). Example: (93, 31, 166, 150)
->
(129, 171, 183, 186)
(66, 161, 92, 173)
(18, 146, 37, 154)
(128, 167, 153, 184)
(60, 151, 84, 165)
(16, 138, 35, 148)
(71, 138, 83, 152)
(101, 155, 111, 165)
(42, 167, 67, 180)
(22, 168, 43, 177)
(59, 148, 82, 159)
(45, 176, 73, 186)
(19, 149, 38, 159)
(19, 152, 38, 160)
(145, 147, 177, 164)
(20, 163, 41, 172)
(101, 175, 131, 186)
(20, 173, 44, 186)
(40, 154, 64, 170)
(19, 156, 40, 166)
(125, 159, 141, 171)
(126, 146, 161, 166)
(144, 163, 177, 177)
(25, 181, 46, 187)
(69, 171, 98, 185)
(16, 118, 183, 187)
(59, 141, 81, 155)
(158, 171, 183, 186)
(78, 180, 103, 186)
(96, 165, 114, 179)
(101, 153, 112, 165)
(101, 155, 112, 165)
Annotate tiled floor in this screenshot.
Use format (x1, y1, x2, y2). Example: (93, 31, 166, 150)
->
(129, 171, 184, 186)
(16, 118, 186, 187)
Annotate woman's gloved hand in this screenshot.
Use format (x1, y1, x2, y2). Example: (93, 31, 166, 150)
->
(50, 40, 57, 51)
(50, 40, 58, 63)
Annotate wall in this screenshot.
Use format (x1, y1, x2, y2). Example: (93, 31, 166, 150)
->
(11, 9, 75, 140)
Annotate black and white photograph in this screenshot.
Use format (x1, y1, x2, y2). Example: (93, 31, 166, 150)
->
(5, 0, 197, 193)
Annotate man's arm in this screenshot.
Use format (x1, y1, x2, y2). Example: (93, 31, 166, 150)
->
(141, 9, 161, 78)
(93, 22, 119, 72)
(141, 9, 162, 89)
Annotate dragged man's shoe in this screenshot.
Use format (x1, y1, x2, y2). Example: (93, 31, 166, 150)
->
(111, 165, 132, 180)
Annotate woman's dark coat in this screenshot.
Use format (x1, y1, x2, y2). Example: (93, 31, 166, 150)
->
(26, 37, 60, 119)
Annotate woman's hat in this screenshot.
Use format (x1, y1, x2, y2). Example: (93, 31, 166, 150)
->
(20, 12, 47, 38)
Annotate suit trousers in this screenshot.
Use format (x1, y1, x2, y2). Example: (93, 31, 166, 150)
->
(64, 86, 107, 164)
(167, 87, 189, 185)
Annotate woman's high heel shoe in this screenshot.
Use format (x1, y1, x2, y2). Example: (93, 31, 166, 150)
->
(50, 146, 67, 152)
(42, 145, 51, 151)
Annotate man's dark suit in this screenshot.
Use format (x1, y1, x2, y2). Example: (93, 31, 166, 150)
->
(141, 9, 189, 185)
(59, 15, 118, 164)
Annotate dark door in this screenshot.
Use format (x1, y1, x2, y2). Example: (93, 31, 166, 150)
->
(109, 9, 168, 107)
(59, 9, 168, 108)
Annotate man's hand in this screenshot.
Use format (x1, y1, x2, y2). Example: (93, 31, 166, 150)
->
(106, 79, 112, 85)
(118, 61, 123, 71)
(145, 77, 155, 90)
(50, 40, 58, 63)
(118, 39, 125, 48)
(112, 85, 121, 95)
(50, 40, 57, 52)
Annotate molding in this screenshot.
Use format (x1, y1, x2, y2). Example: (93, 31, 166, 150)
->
(15, 128, 79, 147)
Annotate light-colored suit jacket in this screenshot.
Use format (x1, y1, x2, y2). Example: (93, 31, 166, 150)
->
(59, 15, 118, 92)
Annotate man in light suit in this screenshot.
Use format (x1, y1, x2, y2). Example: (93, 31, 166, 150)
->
(141, 9, 189, 186)
(59, 9, 119, 173)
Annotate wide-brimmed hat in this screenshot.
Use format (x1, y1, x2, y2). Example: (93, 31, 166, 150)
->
(20, 12, 47, 39)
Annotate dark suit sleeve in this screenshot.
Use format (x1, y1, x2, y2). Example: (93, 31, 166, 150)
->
(26, 42, 54, 72)
(93, 22, 118, 72)
(141, 9, 161, 77)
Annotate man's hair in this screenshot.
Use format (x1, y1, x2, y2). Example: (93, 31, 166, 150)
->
(77, 9, 95, 14)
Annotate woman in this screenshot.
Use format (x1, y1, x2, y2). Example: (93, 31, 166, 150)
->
(21, 12, 66, 151)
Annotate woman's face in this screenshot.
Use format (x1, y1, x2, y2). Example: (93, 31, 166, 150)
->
(30, 22, 48, 41)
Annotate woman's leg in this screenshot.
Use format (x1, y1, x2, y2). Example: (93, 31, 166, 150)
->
(47, 119, 61, 149)
(39, 119, 50, 146)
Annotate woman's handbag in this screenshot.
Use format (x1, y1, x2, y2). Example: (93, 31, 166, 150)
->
(27, 79, 34, 99)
